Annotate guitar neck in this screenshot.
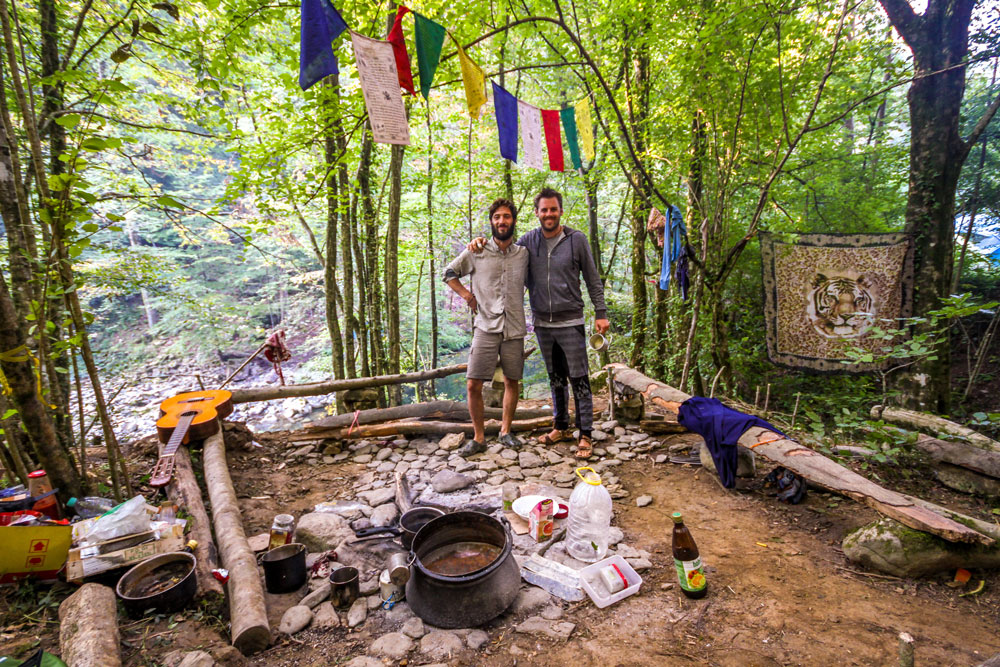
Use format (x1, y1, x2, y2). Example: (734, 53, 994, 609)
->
(161, 412, 197, 458)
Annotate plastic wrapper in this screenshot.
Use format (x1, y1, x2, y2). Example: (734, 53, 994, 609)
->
(72, 495, 152, 545)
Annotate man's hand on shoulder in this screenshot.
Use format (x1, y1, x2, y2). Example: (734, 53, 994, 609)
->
(595, 318, 610, 334)
(467, 237, 487, 253)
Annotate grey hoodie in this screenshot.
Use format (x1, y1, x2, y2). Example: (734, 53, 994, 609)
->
(516, 225, 607, 324)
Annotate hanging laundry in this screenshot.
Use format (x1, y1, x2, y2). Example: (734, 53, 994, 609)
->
(575, 98, 595, 161)
(413, 12, 446, 99)
(299, 0, 348, 91)
(350, 32, 411, 145)
(560, 106, 582, 170)
(540, 109, 564, 172)
(452, 36, 486, 119)
(517, 100, 545, 170)
(658, 204, 686, 291)
(675, 246, 690, 301)
(387, 5, 415, 95)
(492, 82, 518, 162)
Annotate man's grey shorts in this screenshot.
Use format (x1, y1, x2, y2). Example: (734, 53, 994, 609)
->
(467, 330, 524, 381)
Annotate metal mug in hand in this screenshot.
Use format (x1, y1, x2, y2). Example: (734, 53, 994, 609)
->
(330, 566, 360, 609)
(588, 329, 609, 353)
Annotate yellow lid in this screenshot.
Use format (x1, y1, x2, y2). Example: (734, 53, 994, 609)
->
(575, 467, 601, 485)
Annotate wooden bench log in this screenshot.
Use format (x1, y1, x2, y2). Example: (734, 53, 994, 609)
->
(304, 400, 551, 431)
(58, 583, 121, 667)
(229, 365, 468, 404)
(166, 446, 223, 599)
(203, 427, 270, 654)
(289, 416, 553, 442)
(607, 363, 994, 546)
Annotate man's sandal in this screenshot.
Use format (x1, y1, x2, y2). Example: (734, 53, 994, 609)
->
(575, 436, 593, 459)
(537, 429, 572, 446)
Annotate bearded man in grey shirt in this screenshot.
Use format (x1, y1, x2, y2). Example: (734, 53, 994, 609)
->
(470, 187, 609, 459)
(444, 198, 529, 457)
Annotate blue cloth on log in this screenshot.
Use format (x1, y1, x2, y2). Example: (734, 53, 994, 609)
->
(678, 397, 784, 488)
(299, 0, 347, 91)
(492, 82, 518, 162)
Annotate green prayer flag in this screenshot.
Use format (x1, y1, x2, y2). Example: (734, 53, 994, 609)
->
(560, 106, 582, 170)
(413, 12, 446, 100)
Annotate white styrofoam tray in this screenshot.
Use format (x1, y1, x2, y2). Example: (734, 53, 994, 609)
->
(579, 554, 642, 608)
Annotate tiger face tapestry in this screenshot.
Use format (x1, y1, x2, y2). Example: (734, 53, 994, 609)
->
(759, 232, 914, 372)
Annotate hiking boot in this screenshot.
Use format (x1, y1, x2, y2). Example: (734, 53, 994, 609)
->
(498, 432, 524, 450)
(457, 439, 487, 458)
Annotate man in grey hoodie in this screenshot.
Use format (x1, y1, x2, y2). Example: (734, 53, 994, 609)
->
(472, 187, 609, 458)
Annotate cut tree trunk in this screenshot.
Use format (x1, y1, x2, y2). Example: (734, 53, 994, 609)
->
(229, 365, 467, 404)
(608, 363, 993, 546)
(203, 427, 270, 654)
(304, 400, 551, 431)
(872, 405, 1000, 453)
(913, 433, 1000, 479)
(166, 446, 223, 599)
(58, 583, 121, 667)
(289, 416, 553, 442)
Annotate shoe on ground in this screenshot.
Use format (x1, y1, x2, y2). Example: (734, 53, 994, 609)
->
(457, 439, 487, 458)
(497, 433, 524, 450)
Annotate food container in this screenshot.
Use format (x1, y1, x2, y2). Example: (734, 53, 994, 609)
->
(598, 563, 628, 594)
(529, 499, 553, 543)
(579, 555, 642, 608)
(269, 514, 295, 550)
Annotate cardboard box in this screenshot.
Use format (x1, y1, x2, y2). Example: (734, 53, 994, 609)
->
(529, 498, 554, 543)
(65, 523, 184, 582)
(0, 514, 72, 584)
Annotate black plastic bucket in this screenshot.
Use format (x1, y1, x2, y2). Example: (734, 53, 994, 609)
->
(261, 542, 306, 593)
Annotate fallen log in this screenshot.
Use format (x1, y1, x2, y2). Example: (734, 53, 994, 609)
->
(59, 583, 121, 667)
(872, 405, 1000, 453)
(289, 416, 553, 441)
(229, 364, 468, 404)
(166, 446, 224, 599)
(607, 363, 994, 546)
(914, 433, 1000, 479)
(305, 400, 551, 431)
(639, 415, 687, 434)
(203, 427, 270, 654)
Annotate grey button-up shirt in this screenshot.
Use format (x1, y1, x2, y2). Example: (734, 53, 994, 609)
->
(444, 239, 528, 340)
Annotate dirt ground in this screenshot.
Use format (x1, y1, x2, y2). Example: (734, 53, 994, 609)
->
(3, 415, 1000, 666)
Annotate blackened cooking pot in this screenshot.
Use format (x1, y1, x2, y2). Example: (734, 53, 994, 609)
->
(405, 511, 519, 628)
(116, 551, 196, 617)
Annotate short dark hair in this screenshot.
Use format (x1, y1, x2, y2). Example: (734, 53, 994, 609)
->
(533, 187, 563, 210)
(489, 198, 517, 222)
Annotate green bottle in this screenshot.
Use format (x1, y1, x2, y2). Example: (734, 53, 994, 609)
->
(672, 512, 707, 599)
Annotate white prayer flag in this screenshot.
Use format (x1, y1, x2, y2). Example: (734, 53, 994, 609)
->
(517, 100, 544, 170)
(350, 31, 410, 145)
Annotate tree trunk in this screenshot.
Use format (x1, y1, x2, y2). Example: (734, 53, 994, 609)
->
(877, 0, 978, 413)
(166, 446, 224, 599)
(336, 87, 357, 379)
(624, 36, 651, 370)
(385, 142, 404, 405)
(425, 107, 439, 397)
(325, 113, 345, 379)
(58, 584, 121, 667)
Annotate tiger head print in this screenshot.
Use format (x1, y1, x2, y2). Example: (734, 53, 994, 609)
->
(805, 273, 876, 338)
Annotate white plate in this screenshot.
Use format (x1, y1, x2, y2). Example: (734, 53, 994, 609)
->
(512, 495, 567, 520)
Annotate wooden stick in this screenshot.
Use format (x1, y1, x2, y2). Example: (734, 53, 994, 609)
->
(219, 341, 268, 389)
(607, 363, 994, 546)
(898, 632, 915, 667)
(763, 383, 771, 416)
(59, 583, 121, 667)
(872, 405, 1000, 453)
(229, 364, 468, 404)
(203, 427, 270, 654)
(166, 446, 223, 599)
(753, 386, 760, 410)
(709, 366, 726, 399)
(791, 393, 801, 428)
(305, 399, 550, 430)
(289, 416, 553, 442)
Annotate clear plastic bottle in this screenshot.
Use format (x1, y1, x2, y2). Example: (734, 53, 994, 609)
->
(566, 466, 613, 562)
(66, 496, 115, 519)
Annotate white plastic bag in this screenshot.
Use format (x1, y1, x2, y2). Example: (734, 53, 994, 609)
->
(73, 495, 152, 544)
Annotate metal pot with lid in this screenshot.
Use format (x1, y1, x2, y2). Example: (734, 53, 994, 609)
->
(405, 510, 519, 628)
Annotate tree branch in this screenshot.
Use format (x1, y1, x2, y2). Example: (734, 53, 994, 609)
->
(877, 0, 921, 48)
(963, 89, 1000, 156)
(49, 109, 217, 137)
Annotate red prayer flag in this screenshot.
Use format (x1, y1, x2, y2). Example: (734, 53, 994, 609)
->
(387, 5, 416, 95)
(541, 109, 564, 172)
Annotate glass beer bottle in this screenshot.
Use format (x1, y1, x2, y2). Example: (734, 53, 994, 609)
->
(672, 512, 707, 599)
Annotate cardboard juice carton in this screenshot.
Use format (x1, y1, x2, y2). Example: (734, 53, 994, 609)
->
(529, 498, 554, 542)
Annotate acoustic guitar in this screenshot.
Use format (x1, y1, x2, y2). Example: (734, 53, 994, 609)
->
(151, 390, 234, 488)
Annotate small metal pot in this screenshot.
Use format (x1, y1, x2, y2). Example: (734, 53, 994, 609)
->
(260, 543, 307, 593)
(116, 551, 196, 617)
(399, 506, 444, 549)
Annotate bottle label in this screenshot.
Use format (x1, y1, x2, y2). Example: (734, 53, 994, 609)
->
(674, 557, 706, 592)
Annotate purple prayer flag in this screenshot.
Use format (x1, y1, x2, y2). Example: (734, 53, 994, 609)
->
(492, 82, 518, 162)
(299, 0, 348, 91)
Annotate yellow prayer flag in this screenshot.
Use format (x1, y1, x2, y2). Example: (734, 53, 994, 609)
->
(454, 37, 486, 120)
(575, 98, 595, 161)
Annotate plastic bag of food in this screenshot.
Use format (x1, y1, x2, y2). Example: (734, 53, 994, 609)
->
(72, 495, 151, 544)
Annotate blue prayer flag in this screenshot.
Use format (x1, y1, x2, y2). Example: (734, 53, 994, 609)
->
(299, 0, 348, 91)
(492, 82, 518, 162)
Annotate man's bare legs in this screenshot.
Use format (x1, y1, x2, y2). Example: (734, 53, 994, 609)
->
(500, 376, 519, 435)
(467, 378, 486, 444)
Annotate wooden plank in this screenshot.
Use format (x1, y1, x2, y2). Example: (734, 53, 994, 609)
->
(607, 363, 994, 546)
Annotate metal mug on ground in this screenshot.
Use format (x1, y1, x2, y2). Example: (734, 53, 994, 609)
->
(379, 568, 405, 606)
(588, 331, 609, 353)
(330, 566, 360, 609)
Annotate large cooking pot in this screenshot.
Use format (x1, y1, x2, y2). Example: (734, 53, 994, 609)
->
(116, 552, 196, 617)
(405, 511, 519, 628)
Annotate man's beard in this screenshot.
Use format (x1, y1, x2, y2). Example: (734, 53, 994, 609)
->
(492, 222, 515, 241)
(540, 216, 559, 230)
